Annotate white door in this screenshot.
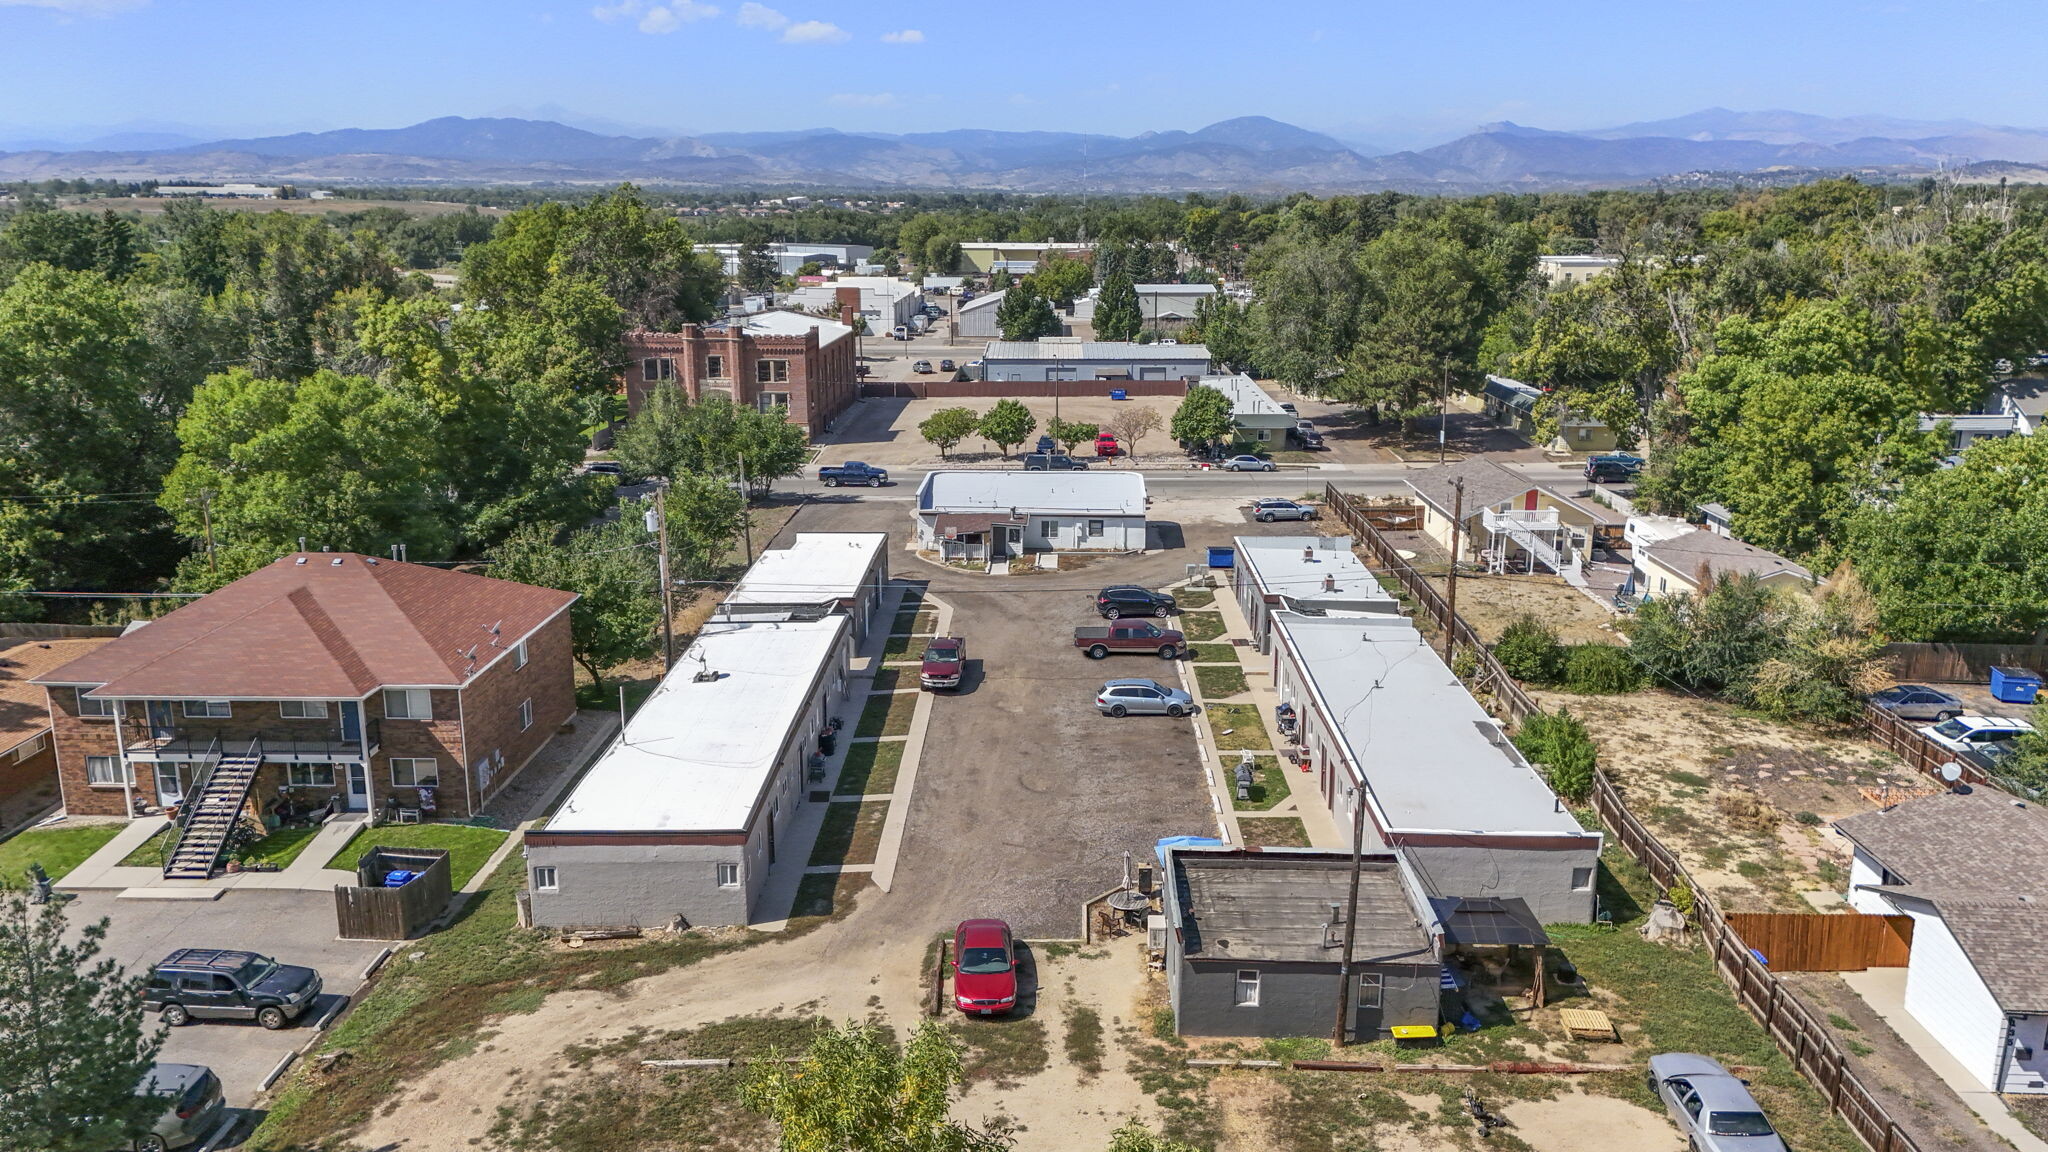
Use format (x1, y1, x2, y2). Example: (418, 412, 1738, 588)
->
(154, 763, 183, 807)
(346, 764, 369, 811)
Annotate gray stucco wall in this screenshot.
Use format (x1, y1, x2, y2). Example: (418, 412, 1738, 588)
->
(1406, 844, 1598, 925)
(525, 841, 749, 929)
(1173, 960, 1439, 1039)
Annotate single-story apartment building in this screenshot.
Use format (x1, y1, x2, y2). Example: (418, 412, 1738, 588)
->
(1480, 375, 1617, 454)
(1165, 846, 1443, 1040)
(1634, 527, 1814, 599)
(525, 616, 853, 929)
(1404, 458, 1614, 577)
(954, 290, 1006, 340)
(1264, 611, 1603, 923)
(1836, 790, 2048, 1094)
(1536, 254, 1621, 286)
(1231, 535, 1399, 653)
(980, 339, 1211, 383)
(720, 532, 890, 643)
(1199, 374, 1294, 444)
(784, 276, 921, 331)
(913, 471, 1148, 558)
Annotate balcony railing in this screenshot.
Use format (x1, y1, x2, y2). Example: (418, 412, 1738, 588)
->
(125, 719, 380, 763)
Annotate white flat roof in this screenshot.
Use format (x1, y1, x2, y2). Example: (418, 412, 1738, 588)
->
(545, 618, 847, 833)
(983, 341, 1212, 361)
(1274, 612, 1588, 839)
(1234, 536, 1397, 615)
(733, 309, 852, 348)
(727, 533, 885, 606)
(917, 470, 1147, 517)
(1200, 373, 1288, 418)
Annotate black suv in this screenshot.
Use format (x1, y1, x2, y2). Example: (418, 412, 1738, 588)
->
(1583, 457, 1640, 484)
(1022, 453, 1088, 471)
(1096, 585, 1176, 619)
(143, 949, 323, 1030)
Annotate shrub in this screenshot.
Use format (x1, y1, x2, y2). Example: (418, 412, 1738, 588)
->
(1449, 648, 1478, 680)
(1795, 810, 1822, 826)
(1666, 881, 1696, 919)
(1493, 615, 1562, 682)
(1561, 643, 1646, 694)
(1512, 708, 1596, 801)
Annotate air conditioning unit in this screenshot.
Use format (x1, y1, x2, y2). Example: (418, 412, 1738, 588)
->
(1146, 914, 1167, 952)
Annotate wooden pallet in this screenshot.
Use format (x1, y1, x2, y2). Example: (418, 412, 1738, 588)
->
(1558, 1007, 1618, 1042)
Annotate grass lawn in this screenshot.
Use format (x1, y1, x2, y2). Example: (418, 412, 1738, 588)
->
(1185, 642, 1238, 664)
(1237, 816, 1310, 847)
(868, 669, 904, 693)
(949, 1016, 1050, 1089)
(241, 826, 322, 869)
(881, 632, 932, 661)
(789, 872, 870, 921)
(1194, 664, 1249, 699)
(1178, 612, 1227, 642)
(324, 823, 509, 890)
(890, 610, 938, 636)
(119, 827, 173, 868)
(1205, 703, 1272, 751)
(807, 801, 889, 868)
(1231, 754, 1293, 812)
(0, 822, 123, 886)
(854, 692, 917, 738)
(835, 741, 905, 796)
(1175, 586, 1216, 609)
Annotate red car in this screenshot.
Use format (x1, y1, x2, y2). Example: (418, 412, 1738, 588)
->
(952, 919, 1018, 1015)
(1094, 433, 1122, 457)
(920, 636, 965, 691)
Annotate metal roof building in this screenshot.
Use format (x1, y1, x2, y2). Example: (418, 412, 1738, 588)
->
(981, 339, 1211, 382)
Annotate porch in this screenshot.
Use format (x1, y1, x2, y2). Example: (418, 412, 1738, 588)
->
(122, 720, 381, 764)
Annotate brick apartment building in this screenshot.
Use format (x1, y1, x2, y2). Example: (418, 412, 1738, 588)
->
(624, 300, 859, 438)
(0, 635, 114, 811)
(35, 552, 578, 824)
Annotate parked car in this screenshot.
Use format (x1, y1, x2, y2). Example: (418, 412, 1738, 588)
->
(1221, 454, 1277, 472)
(891, 325, 910, 340)
(1920, 714, 2036, 755)
(1869, 684, 1964, 721)
(1022, 453, 1088, 471)
(1096, 585, 1176, 619)
(142, 948, 323, 1030)
(1584, 458, 1641, 484)
(939, 358, 956, 371)
(131, 1063, 227, 1151)
(952, 919, 1018, 1015)
(1074, 620, 1185, 660)
(912, 360, 934, 374)
(1095, 678, 1196, 718)
(1592, 452, 1648, 469)
(1278, 402, 1298, 415)
(818, 461, 889, 488)
(1646, 1053, 1788, 1152)
(584, 461, 625, 477)
(1094, 432, 1122, 457)
(920, 636, 966, 691)
(1034, 435, 1057, 455)
(1251, 498, 1318, 522)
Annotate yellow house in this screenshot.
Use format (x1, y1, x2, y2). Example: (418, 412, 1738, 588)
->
(1403, 459, 1616, 575)
(1634, 529, 1814, 599)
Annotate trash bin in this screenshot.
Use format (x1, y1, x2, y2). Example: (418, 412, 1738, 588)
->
(1207, 545, 1235, 569)
(1108, 388, 1128, 401)
(382, 869, 418, 888)
(1991, 666, 2043, 704)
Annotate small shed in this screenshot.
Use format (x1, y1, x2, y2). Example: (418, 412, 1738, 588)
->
(333, 846, 453, 940)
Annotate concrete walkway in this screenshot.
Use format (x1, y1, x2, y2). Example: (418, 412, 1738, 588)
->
(61, 816, 169, 890)
(1844, 967, 2048, 1152)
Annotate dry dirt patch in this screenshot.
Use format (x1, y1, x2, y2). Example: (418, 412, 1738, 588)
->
(1425, 572, 1624, 645)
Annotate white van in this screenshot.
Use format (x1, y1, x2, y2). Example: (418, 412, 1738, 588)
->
(891, 325, 910, 340)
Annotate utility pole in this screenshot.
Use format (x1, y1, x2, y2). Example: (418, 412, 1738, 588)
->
(1443, 477, 1464, 667)
(648, 479, 675, 672)
(736, 453, 754, 565)
(1437, 359, 1450, 465)
(198, 489, 216, 575)
(1332, 773, 1371, 1046)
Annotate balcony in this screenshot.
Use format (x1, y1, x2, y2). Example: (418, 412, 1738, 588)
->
(125, 720, 381, 763)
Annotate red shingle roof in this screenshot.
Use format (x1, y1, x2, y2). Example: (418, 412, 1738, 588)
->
(35, 554, 577, 698)
(0, 637, 114, 752)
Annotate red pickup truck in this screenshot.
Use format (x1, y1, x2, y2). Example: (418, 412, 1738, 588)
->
(920, 636, 966, 690)
(1074, 620, 1185, 660)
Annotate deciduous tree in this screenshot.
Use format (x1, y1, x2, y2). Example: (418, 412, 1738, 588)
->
(742, 1020, 1013, 1152)
(1045, 418, 1099, 454)
(1170, 384, 1234, 451)
(919, 406, 979, 459)
(1093, 273, 1142, 342)
(976, 398, 1037, 457)
(1105, 405, 1163, 459)
(489, 518, 658, 690)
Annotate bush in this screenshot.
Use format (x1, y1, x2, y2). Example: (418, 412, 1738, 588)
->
(1561, 643, 1646, 694)
(1493, 615, 1562, 682)
(1512, 708, 1597, 801)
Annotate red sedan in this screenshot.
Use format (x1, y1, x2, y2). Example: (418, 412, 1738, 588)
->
(952, 919, 1018, 1015)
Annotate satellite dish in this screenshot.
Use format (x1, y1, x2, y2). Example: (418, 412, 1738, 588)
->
(1939, 761, 1964, 784)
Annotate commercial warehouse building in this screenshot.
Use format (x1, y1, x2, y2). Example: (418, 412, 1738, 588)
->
(979, 339, 1211, 383)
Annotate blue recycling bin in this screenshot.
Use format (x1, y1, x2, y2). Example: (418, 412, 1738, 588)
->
(1108, 388, 1128, 401)
(1207, 546, 1235, 569)
(382, 869, 418, 888)
(1991, 666, 2043, 704)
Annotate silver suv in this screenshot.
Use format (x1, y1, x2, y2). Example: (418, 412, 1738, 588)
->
(134, 1063, 227, 1150)
(1095, 679, 1196, 718)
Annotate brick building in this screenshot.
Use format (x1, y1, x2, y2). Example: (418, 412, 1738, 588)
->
(624, 304, 859, 438)
(35, 553, 577, 826)
(0, 636, 114, 811)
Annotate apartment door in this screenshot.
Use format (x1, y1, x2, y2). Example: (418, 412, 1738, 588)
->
(147, 700, 176, 740)
(337, 700, 363, 745)
(345, 763, 369, 811)
(1004, 526, 1023, 558)
(154, 762, 184, 807)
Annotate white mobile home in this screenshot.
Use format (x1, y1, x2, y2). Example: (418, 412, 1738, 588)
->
(913, 471, 1148, 559)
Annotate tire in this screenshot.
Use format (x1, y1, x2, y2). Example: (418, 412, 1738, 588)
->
(138, 1136, 166, 1152)
(1935, 710, 1957, 721)
(1109, 704, 1127, 718)
(257, 1006, 289, 1030)
(160, 1004, 190, 1027)
(1264, 463, 1276, 472)
(1088, 645, 1109, 660)
(1257, 513, 1273, 522)
(1167, 704, 1185, 718)
(1104, 607, 1121, 620)
(868, 477, 881, 488)
(824, 478, 839, 488)
(1159, 645, 1179, 660)
(1305, 510, 1318, 520)
(1155, 605, 1171, 618)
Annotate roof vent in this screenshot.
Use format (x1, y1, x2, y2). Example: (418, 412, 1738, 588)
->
(365, 557, 378, 565)
(1322, 574, 1336, 593)
(293, 557, 307, 566)
(1302, 546, 1314, 561)
(330, 558, 343, 566)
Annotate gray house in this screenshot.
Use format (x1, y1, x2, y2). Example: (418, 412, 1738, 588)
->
(980, 339, 1211, 382)
(1200, 373, 1295, 444)
(1165, 847, 1442, 1040)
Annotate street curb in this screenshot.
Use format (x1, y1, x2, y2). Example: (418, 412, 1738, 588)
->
(870, 586, 948, 894)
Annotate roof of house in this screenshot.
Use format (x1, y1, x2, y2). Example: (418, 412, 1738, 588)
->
(1168, 848, 1434, 965)
(958, 290, 1004, 315)
(916, 470, 1148, 517)
(728, 308, 853, 348)
(982, 340, 1212, 362)
(1199, 373, 1289, 420)
(1403, 458, 1585, 521)
(1483, 374, 1545, 415)
(1641, 530, 1814, 585)
(0, 637, 115, 753)
(1135, 283, 1217, 297)
(37, 553, 576, 699)
(1234, 536, 1398, 616)
(1998, 376, 2048, 417)
(1918, 413, 2020, 435)
(545, 618, 848, 833)
(726, 533, 886, 607)
(1537, 254, 1622, 267)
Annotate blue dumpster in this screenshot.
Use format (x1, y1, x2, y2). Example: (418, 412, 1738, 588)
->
(1207, 545, 1235, 569)
(1991, 666, 2043, 705)
(1108, 388, 1128, 401)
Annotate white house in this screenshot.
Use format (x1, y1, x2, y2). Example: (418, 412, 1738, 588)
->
(1199, 373, 1294, 444)
(913, 471, 1148, 559)
(785, 276, 921, 330)
(1536, 254, 1621, 286)
(1836, 790, 2048, 1094)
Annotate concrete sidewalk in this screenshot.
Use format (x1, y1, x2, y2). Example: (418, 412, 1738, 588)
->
(1844, 967, 2048, 1152)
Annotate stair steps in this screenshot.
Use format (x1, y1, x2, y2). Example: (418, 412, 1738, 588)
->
(162, 755, 262, 880)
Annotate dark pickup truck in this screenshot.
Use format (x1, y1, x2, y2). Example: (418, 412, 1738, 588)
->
(818, 461, 890, 487)
(1074, 620, 1185, 660)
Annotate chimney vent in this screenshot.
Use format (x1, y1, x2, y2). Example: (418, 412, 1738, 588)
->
(1323, 574, 1336, 593)
(1302, 546, 1314, 561)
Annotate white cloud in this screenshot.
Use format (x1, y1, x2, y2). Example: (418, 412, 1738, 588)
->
(781, 18, 847, 43)
(594, 0, 717, 32)
(828, 92, 900, 108)
(591, 0, 641, 22)
(736, 1, 787, 29)
(0, 0, 149, 11)
(880, 29, 923, 44)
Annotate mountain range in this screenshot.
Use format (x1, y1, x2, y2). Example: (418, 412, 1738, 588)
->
(5, 109, 2048, 193)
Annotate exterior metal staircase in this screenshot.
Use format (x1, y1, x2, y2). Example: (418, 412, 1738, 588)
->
(1481, 509, 1588, 589)
(162, 738, 262, 880)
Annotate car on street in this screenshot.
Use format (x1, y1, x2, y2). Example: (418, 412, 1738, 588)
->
(912, 360, 934, 374)
(1869, 684, 1964, 721)
(1221, 454, 1277, 472)
(1584, 457, 1642, 484)
(584, 461, 625, 477)
(939, 358, 956, 371)
(143, 948, 323, 1030)
(920, 636, 966, 691)
(1022, 453, 1088, 471)
(1592, 452, 1648, 469)
(1096, 585, 1176, 619)
(1251, 498, 1318, 522)
(1278, 402, 1298, 414)
(1920, 714, 2036, 756)
(1074, 620, 1185, 660)
(818, 461, 890, 487)
(1646, 1053, 1788, 1152)
(132, 1063, 228, 1151)
(891, 326, 909, 340)
(1095, 678, 1196, 718)
(952, 918, 1018, 1015)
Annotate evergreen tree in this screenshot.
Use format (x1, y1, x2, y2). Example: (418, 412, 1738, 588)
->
(1094, 273, 1142, 342)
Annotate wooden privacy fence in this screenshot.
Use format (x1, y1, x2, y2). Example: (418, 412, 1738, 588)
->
(1592, 770, 1922, 1152)
(1879, 641, 2048, 684)
(334, 846, 453, 940)
(1857, 703, 1991, 789)
(1724, 913, 1914, 972)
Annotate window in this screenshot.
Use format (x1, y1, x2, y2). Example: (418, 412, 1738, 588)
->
(86, 756, 130, 786)
(76, 689, 114, 718)
(1576, 427, 1590, 441)
(715, 862, 740, 888)
(181, 700, 231, 719)
(1086, 519, 1104, 538)
(705, 354, 726, 379)
(756, 359, 789, 384)
(384, 689, 430, 720)
(518, 698, 533, 731)
(12, 734, 45, 763)
(1571, 867, 1594, 891)
(758, 392, 790, 413)
(641, 356, 674, 382)
(1039, 520, 1055, 539)
(513, 640, 528, 670)
(1233, 969, 1261, 1007)
(287, 763, 336, 787)
(390, 757, 439, 787)
(279, 700, 328, 719)
(1356, 972, 1383, 1009)
(531, 866, 558, 892)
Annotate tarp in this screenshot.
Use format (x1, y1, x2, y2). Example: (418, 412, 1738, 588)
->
(1155, 836, 1225, 870)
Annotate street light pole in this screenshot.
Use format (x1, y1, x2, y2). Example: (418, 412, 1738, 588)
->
(1332, 770, 1370, 1046)
(1443, 477, 1465, 667)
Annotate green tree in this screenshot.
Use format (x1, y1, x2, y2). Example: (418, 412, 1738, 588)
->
(976, 398, 1037, 457)
(919, 406, 980, 460)
(664, 471, 749, 580)
(1170, 384, 1234, 451)
(1493, 614, 1563, 682)
(0, 891, 165, 1152)
(614, 391, 808, 491)
(461, 184, 721, 330)
(1093, 273, 1142, 342)
(1028, 254, 1094, 309)
(736, 241, 779, 293)
(742, 1019, 1012, 1152)
(1188, 293, 1254, 372)
(995, 283, 1059, 341)
(1512, 709, 1596, 802)
(1046, 418, 1099, 455)
(488, 518, 658, 690)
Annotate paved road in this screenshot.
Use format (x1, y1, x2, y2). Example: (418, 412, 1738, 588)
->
(793, 462, 1587, 504)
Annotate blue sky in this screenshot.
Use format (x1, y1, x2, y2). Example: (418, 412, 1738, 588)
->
(0, 0, 2027, 148)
